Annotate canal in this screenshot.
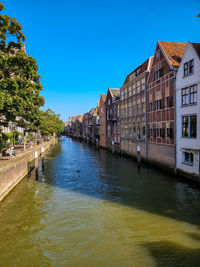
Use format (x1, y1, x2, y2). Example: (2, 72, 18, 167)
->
(0, 137, 200, 266)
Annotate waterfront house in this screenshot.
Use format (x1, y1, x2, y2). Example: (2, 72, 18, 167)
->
(176, 41, 200, 179)
(82, 113, 89, 141)
(99, 94, 107, 148)
(75, 115, 83, 138)
(147, 41, 187, 170)
(120, 57, 153, 159)
(91, 103, 100, 144)
(105, 88, 120, 152)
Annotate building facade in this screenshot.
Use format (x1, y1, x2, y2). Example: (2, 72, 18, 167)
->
(120, 57, 153, 159)
(99, 94, 107, 148)
(105, 88, 120, 152)
(147, 41, 186, 169)
(176, 41, 200, 178)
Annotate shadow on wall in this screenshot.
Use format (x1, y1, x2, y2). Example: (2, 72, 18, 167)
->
(144, 240, 200, 267)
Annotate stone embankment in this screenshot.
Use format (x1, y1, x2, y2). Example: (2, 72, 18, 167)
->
(0, 139, 55, 202)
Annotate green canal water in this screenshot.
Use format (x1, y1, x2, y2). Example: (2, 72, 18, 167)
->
(0, 137, 200, 266)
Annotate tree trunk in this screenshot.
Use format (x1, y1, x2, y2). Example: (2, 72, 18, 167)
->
(23, 132, 26, 151)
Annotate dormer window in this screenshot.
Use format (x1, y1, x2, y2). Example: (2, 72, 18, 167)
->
(183, 59, 194, 76)
(135, 68, 140, 77)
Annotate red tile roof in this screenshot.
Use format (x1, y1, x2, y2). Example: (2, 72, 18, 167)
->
(123, 57, 153, 85)
(159, 41, 187, 68)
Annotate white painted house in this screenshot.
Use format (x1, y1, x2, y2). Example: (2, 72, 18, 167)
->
(176, 41, 200, 179)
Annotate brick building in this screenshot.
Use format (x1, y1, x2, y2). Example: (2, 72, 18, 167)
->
(99, 94, 107, 148)
(105, 88, 120, 152)
(120, 57, 153, 159)
(147, 41, 186, 169)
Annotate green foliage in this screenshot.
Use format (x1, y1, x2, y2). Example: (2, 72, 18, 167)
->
(0, 2, 44, 131)
(2, 132, 13, 140)
(39, 109, 64, 135)
(27, 133, 33, 141)
(0, 2, 25, 52)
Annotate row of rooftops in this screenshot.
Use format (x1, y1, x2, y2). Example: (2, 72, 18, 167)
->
(124, 41, 200, 85)
(66, 41, 200, 125)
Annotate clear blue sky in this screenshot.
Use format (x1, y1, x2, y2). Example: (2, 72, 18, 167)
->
(3, 0, 200, 121)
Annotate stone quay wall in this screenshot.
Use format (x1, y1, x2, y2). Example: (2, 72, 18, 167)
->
(0, 139, 55, 202)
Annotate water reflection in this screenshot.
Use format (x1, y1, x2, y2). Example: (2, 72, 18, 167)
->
(0, 137, 200, 266)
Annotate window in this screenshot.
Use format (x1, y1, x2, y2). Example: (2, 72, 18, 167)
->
(142, 102, 145, 113)
(190, 85, 197, 104)
(132, 124, 135, 136)
(121, 90, 124, 100)
(149, 128, 153, 137)
(167, 128, 173, 138)
(142, 125, 145, 137)
(132, 84, 136, 95)
(155, 99, 162, 110)
(166, 96, 173, 108)
(182, 116, 189, 137)
(137, 125, 141, 139)
(128, 86, 132, 97)
(108, 99, 110, 105)
(182, 88, 189, 105)
(154, 67, 164, 80)
(107, 125, 111, 137)
(155, 128, 165, 138)
(129, 127, 132, 137)
(149, 103, 153, 112)
(182, 115, 197, 138)
(181, 85, 197, 105)
(183, 152, 194, 165)
(107, 110, 109, 120)
(124, 89, 127, 99)
(132, 105, 135, 116)
(183, 59, 194, 76)
(190, 115, 197, 137)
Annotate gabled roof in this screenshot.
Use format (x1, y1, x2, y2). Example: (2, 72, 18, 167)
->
(123, 57, 153, 85)
(100, 94, 106, 102)
(158, 41, 187, 68)
(192, 43, 200, 59)
(94, 107, 98, 115)
(76, 115, 82, 121)
(109, 88, 120, 97)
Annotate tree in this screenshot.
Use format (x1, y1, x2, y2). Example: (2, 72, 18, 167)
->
(39, 109, 64, 136)
(0, 2, 44, 150)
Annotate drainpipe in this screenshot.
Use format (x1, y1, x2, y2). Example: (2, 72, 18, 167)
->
(199, 149, 200, 179)
(174, 70, 177, 175)
(145, 72, 148, 161)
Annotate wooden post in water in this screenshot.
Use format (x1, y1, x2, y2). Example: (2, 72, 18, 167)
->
(96, 138, 99, 149)
(137, 145, 141, 166)
(41, 146, 45, 170)
(112, 140, 114, 154)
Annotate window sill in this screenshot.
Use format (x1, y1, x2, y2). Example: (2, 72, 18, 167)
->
(183, 73, 193, 78)
(182, 161, 193, 166)
(181, 137, 197, 139)
(181, 103, 197, 108)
